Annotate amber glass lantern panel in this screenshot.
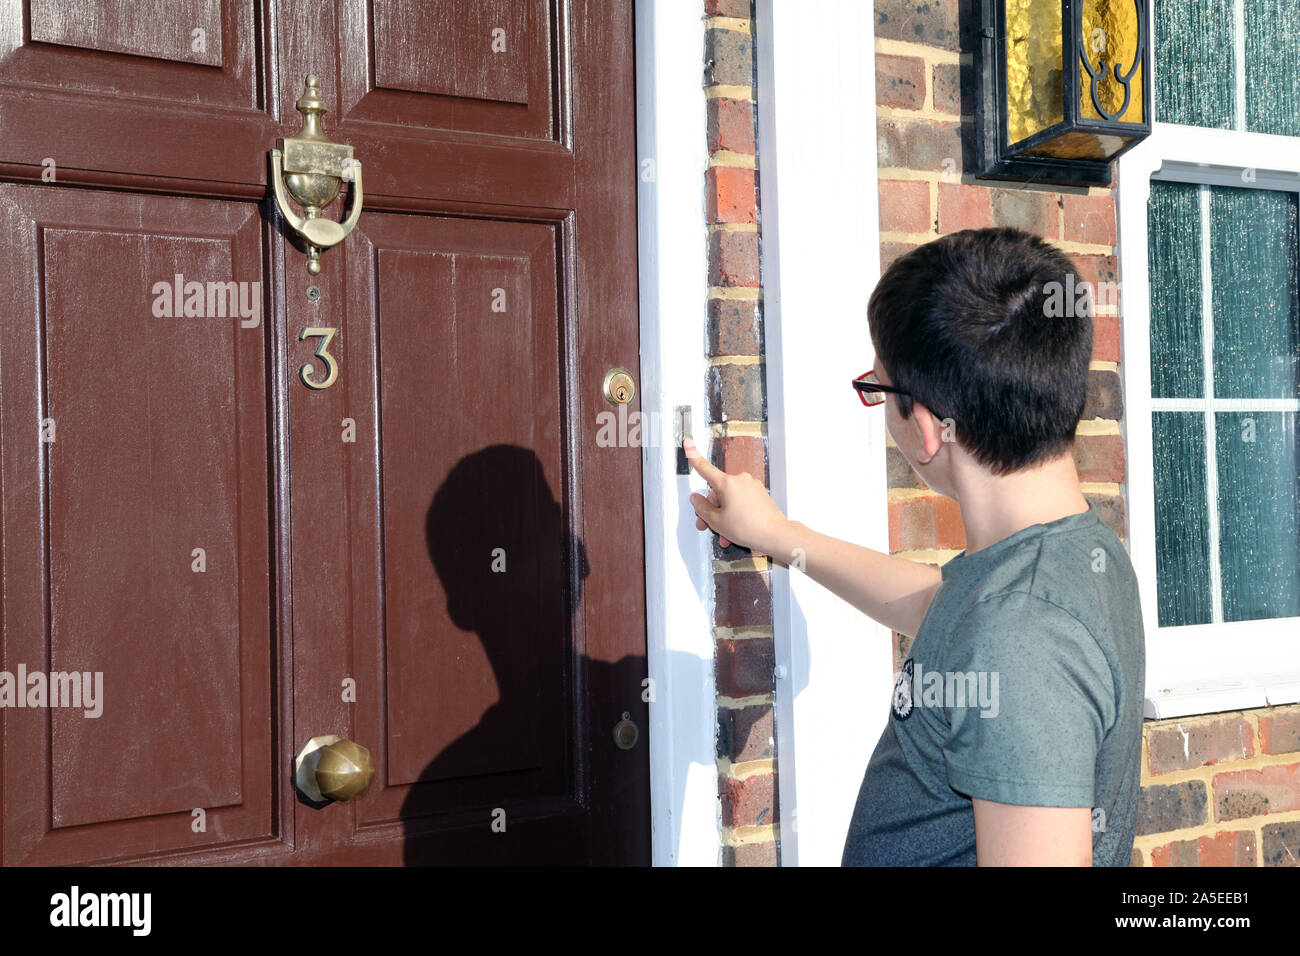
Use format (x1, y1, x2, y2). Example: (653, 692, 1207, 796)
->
(1005, 0, 1064, 145)
(1080, 0, 1145, 124)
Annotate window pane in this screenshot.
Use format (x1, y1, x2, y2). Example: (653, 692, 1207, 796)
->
(1154, 0, 1235, 129)
(1245, 0, 1300, 136)
(1215, 412, 1300, 621)
(1152, 412, 1212, 627)
(1209, 186, 1300, 400)
(1147, 181, 1203, 398)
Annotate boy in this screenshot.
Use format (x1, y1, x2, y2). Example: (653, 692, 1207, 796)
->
(683, 227, 1145, 866)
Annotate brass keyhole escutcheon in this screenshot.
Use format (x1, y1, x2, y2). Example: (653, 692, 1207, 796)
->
(613, 712, 639, 750)
(603, 368, 636, 406)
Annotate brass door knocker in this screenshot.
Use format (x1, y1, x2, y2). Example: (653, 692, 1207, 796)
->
(270, 75, 363, 275)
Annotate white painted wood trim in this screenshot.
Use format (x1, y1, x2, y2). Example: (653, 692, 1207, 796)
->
(1117, 115, 1300, 720)
(756, 0, 892, 866)
(635, 0, 724, 866)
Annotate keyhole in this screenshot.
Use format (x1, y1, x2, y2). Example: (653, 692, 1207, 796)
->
(603, 368, 635, 406)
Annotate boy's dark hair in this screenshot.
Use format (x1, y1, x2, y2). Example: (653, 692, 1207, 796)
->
(868, 226, 1093, 477)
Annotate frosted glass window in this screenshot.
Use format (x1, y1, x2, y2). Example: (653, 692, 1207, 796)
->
(1151, 412, 1212, 625)
(1154, 0, 1300, 136)
(1245, 0, 1300, 137)
(1209, 188, 1300, 400)
(1146, 181, 1300, 627)
(1147, 181, 1203, 397)
(1154, 0, 1235, 130)
(1215, 412, 1300, 621)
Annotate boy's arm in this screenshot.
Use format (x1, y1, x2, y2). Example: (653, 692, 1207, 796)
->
(684, 439, 942, 637)
(769, 519, 942, 639)
(972, 800, 1093, 866)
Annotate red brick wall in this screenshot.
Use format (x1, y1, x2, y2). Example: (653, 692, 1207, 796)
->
(873, 0, 1300, 866)
(1135, 707, 1300, 866)
(704, 0, 779, 866)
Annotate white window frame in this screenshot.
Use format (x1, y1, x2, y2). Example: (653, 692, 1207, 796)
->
(1117, 1, 1300, 720)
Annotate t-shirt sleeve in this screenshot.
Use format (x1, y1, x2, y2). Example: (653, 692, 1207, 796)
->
(939, 590, 1115, 807)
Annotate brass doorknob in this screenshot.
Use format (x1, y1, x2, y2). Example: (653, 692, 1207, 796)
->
(294, 734, 375, 802)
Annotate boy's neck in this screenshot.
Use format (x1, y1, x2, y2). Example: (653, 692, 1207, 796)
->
(954, 453, 1092, 555)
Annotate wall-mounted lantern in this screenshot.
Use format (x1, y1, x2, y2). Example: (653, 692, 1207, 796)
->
(976, 0, 1152, 187)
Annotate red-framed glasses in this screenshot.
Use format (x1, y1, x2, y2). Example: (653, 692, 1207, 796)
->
(852, 369, 911, 407)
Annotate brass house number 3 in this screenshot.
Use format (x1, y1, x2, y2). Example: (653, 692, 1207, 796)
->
(299, 327, 339, 390)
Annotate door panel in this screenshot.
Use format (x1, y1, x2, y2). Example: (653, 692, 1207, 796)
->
(30, 0, 225, 67)
(341, 214, 573, 824)
(275, 0, 646, 866)
(0, 0, 647, 866)
(0, 0, 270, 191)
(342, 0, 552, 143)
(0, 185, 274, 864)
(288, 0, 570, 208)
(366, 0, 540, 114)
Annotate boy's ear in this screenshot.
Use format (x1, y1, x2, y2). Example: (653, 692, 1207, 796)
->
(908, 400, 951, 465)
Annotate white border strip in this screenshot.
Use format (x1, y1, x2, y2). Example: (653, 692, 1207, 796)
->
(756, 0, 890, 866)
(1233, 0, 1246, 131)
(1197, 184, 1224, 624)
(635, 0, 721, 866)
(1152, 398, 1300, 412)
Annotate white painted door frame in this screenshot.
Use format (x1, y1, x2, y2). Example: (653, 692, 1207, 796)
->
(635, 0, 725, 867)
(754, 0, 891, 867)
(634, 0, 892, 866)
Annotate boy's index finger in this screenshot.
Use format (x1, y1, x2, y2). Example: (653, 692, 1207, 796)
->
(682, 438, 725, 485)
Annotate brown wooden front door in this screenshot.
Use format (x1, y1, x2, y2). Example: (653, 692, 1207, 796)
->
(0, 0, 648, 866)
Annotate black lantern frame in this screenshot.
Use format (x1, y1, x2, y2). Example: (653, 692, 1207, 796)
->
(975, 0, 1153, 187)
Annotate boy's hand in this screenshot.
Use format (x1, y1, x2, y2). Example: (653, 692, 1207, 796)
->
(684, 437, 791, 555)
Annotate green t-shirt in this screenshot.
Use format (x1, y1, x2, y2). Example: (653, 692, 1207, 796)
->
(841, 502, 1145, 866)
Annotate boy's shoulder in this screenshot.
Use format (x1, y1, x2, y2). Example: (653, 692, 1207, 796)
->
(932, 502, 1140, 653)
